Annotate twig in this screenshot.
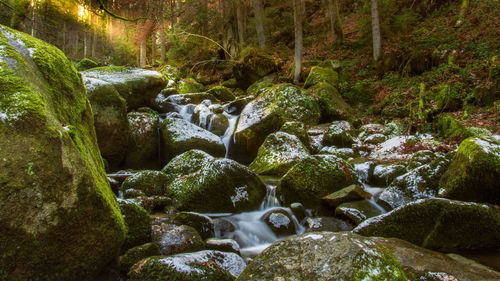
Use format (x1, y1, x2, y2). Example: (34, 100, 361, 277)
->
(97, 0, 147, 22)
(174, 30, 233, 59)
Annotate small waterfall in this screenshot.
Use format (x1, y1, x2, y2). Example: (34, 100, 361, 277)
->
(354, 162, 388, 214)
(222, 112, 238, 158)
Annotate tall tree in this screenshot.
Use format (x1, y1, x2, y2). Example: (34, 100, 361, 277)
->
(236, 0, 245, 45)
(252, 0, 266, 48)
(370, 0, 382, 62)
(159, 0, 166, 63)
(293, 0, 303, 84)
(327, 0, 343, 45)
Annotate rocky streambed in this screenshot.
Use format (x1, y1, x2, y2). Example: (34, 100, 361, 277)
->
(1, 25, 499, 281)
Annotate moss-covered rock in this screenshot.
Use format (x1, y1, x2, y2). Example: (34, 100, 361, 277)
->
(207, 85, 236, 102)
(322, 120, 354, 147)
(158, 64, 180, 87)
(308, 82, 352, 121)
(120, 243, 160, 273)
(335, 199, 385, 225)
(160, 117, 225, 163)
(177, 78, 205, 94)
(125, 111, 160, 170)
(436, 114, 492, 140)
(234, 84, 321, 163)
(236, 232, 408, 281)
(128, 250, 246, 281)
(75, 58, 99, 71)
(208, 113, 229, 136)
(83, 76, 129, 169)
(261, 208, 297, 236)
(118, 199, 152, 251)
(162, 150, 266, 212)
(82, 67, 166, 111)
(233, 48, 279, 89)
(153, 225, 205, 256)
(305, 217, 353, 232)
(173, 212, 215, 240)
(277, 154, 357, 208)
(304, 66, 339, 89)
(279, 121, 310, 148)
(371, 163, 407, 186)
(355, 198, 500, 252)
(249, 132, 310, 176)
(206, 238, 241, 254)
(438, 136, 500, 205)
(0, 25, 126, 280)
(322, 184, 372, 209)
(121, 170, 169, 196)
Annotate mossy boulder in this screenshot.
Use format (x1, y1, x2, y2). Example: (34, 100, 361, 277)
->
(436, 114, 492, 140)
(162, 150, 267, 212)
(208, 113, 229, 136)
(234, 84, 321, 163)
(335, 200, 385, 225)
(207, 85, 236, 102)
(118, 199, 152, 251)
(236, 232, 408, 281)
(177, 78, 205, 94)
(128, 250, 246, 281)
(277, 155, 358, 208)
(438, 136, 500, 205)
(125, 111, 160, 170)
(261, 208, 297, 236)
(120, 242, 161, 273)
(83, 76, 129, 169)
(322, 184, 372, 209)
(206, 238, 241, 254)
(233, 48, 279, 88)
(249, 132, 310, 176)
(279, 121, 310, 148)
(75, 58, 99, 71)
(323, 120, 354, 147)
(0, 25, 126, 280)
(121, 170, 169, 196)
(355, 198, 500, 252)
(81, 67, 166, 111)
(173, 212, 215, 240)
(304, 66, 339, 89)
(158, 64, 180, 87)
(371, 163, 407, 186)
(153, 225, 205, 256)
(305, 217, 353, 232)
(308, 82, 352, 121)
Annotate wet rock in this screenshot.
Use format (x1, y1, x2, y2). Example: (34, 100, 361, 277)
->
(322, 184, 372, 209)
(383, 121, 403, 137)
(173, 212, 215, 240)
(277, 155, 357, 208)
(120, 242, 160, 273)
(307, 124, 331, 153)
(358, 124, 384, 141)
(233, 49, 279, 88)
(237, 232, 407, 281)
(335, 199, 385, 225)
(0, 26, 126, 279)
(160, 117, 225, 162)
(305, 217, 353, 232)
(355, 198, 500, 252)
(81, 67, 166, 110)
(222, 96, 254, 115)
(207, 85, 236, 102)
(308, 82, 352, 121)
(154, 92, 218, 113)
(320, 146, 356, 159)
(438, 136, 500, 205)
(303, 66, 339, 88)
(290, 202, 306, 222)
(249, 132, 309, 176)
(209, 113, 229, 136)
(371, 163, 407, 187)
(206, 238, 241, 254)
(364, 133, 386, 145)
(125, 111, 160, 170)
(234, 83, 321, 163)
(121, 170, 169, 196)
(162, 150, 266, 212)
(323, 121, 354, 148)
(177, 78, 205, 94)
(213, 218, 236, 237)
(192, 101, 214, 129)
(153, 225, 205, 256)
(128, 250, 246, 281)
(262, 208, 296, 236)
(159, 64, 181, 86)
(279, 121, 310, 148)
(246, 80, 274, 97)
(408, 150, 441, 170)
(118, 199, 152, 250)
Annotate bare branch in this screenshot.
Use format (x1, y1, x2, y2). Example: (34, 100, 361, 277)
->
(175, 30, 233, 59)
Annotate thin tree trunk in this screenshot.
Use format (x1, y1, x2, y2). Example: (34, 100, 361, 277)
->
(293, 0, 303, 84)
(456, 0, 469, 26)
(92, 26, 97, 58)
(252, 0, 266, 48)
(84, 31, 88, 58)
(160, 3, 166, 63)
(151, 31, 156, 65)
(328, 0, 343, 45)
(236, 0, 245, 45)
(140, 36, 147, 67)
(371, 0, 381, 62)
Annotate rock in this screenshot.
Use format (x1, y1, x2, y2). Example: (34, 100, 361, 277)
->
(438, 136, 500, 205)
(191, 101, 214, 129)
(437, 114, 493, 140)
(277, 155, 357, 208)
(83, 76, 129, 168)
(158, 65, 180, 86)
(320, 146, 356, 159)
(322, 184, 372, 208)
(236, 232, 407, 281)
(173, 212, 215, 240)
(81, 66, 166, 110)
(120, 242, 161, 273)
(121, 170, 169, 196)
(233, 48, 279, 88)
(364, 133, 386, 144)
(233, 83, 321, 163)
(358, 124, 384, 141)
(279, 121, 310, 148)
(355, 198, 500, 252)
(249, 132, 309, 176)
(207, 85, 236, 102)
(153, 225, 205, 256)
(304, 66, 339, 88)
(75, 58, 99, 71)
(209, 113, 229, 136)
(206, 238, 241, 254)
(162, 150, 266, 212)
(118, 199, 152, 250)
(213, 218, 236, 237)
(177, 78, 205, 94)
(371, 163, 407, 186)
(305, 217, 353, 232)
(0, 25, 126, 279)
(128, 250, 246, 280)
(154, 92, 218, 113)
(160, 117, 225, 162)
(308, 82, 352, 121)
(222, 96, 254, 115)
(246, 80, 274, 97)
(408, 150, 441, 169)
(290, 202, 306, 222)
(323, 121, 354, 147)
(125, 111, 160, 170)
(262, 208, 296, 236)
(335, 199, 385, 225)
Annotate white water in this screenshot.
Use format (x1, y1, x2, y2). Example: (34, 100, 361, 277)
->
(222, 113, 239, 158)
(354, 163, 388, 214)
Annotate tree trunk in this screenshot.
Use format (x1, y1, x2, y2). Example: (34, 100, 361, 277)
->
(252, 0, 266, 48)
(151, 31, 156, 65)
(293, 0, 303, 84)
(92, 26, 97, 59)
(84, 31, 88, 58)
(236, 0, 245, 45)
(140, 36, 147, 67)
(371, 0, 382, 62)
(160, 3, 166, 63)
(62, 22, 66, 53)
(456, 0, 469, 26)
(328, 0, 343, 45)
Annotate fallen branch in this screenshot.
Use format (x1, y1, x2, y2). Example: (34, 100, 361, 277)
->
(97, 0, 147, 22)
(174, 30, 233, 59)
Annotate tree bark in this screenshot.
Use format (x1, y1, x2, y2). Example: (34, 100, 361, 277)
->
(151, 30, 156, 65)
(236, 0, 245, 45)
(328, 0, 343, 45)
(293, 0, 303, 84)
(160, 2, 166, 63)
(252, 0, 266, 48)
(371, 0, 382, 62)
(140, 35, 147, 67)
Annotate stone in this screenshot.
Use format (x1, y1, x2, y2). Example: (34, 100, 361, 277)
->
(206, 238, 241, 255)
(308, 82, 352, 121)
(261, 208, 296, 236)
(153, 225, 205, 256)
(177, 78, 205, 94)
(290, 202, 306, 222)
(118, 199, 152, 250)
(279, 121, 310, 148)
(304, 66, 339, 88)
(120, 243, 161, 273)
(125, 111, 160, 170)
(207, 85, 236, 102)
(335, 200, 385, 225)
(322, 184, 372, 208)
(121, 170, 169, 196)
(208, 113, 229, 136)
(75, 58, 99, 71)
(173, 212, 215, 240)
(371, 163, 407, 186)
(323, 121, 354, 148)
(213, 218, 236, 237)
(305, 217, 353, 232)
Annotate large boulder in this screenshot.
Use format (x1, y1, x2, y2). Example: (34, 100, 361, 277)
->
(153, 225, 205, 256)
(83, 77, 129, 169)
(120, 242, 161, 273)
(438, 136, 500, 205)
(234, 84, 321, 163)
(277, 155, 357, 208)
(118, 199, 152, 250)
(0, 25, 126, 279)
(121, 170, 169, 196)
(125, 111, 160, 170)
(237, 232, 408, 281)
(249, 132, 309, 176)
(233, 48, 279, 88)
(162, 150, 267, 212)
(177, 78, 205, 94)
(303, 66, 339, 88)
(355, 198, 500, 252)
(308, 82, 352, 121)
(81, 66, 166, 110)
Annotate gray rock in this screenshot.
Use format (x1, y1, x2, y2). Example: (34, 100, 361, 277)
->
(153, 225, 205, 256)
(173, 212, 215, 240)
(322, 184, 372, 208)
(206, 238, 241, 254)
(305, 217, 353, 232)
(125, 111, 160, 170)
(335, 199, 385, 225)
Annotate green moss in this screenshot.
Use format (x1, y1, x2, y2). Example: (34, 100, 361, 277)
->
(118, 199, 152, 251)
(304, 66, 339, 89)
(178, 78, 205, 94)
(436, 114, 492, 140)
(279, 121, 309, 148)
(121, 170, 169, 196)
(207, 85, 236, 102)
(75, 58, 99, 71)
(308, 82, 352, 122)
(121, 243, 160, 273)
(173, 212, 214, 240)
